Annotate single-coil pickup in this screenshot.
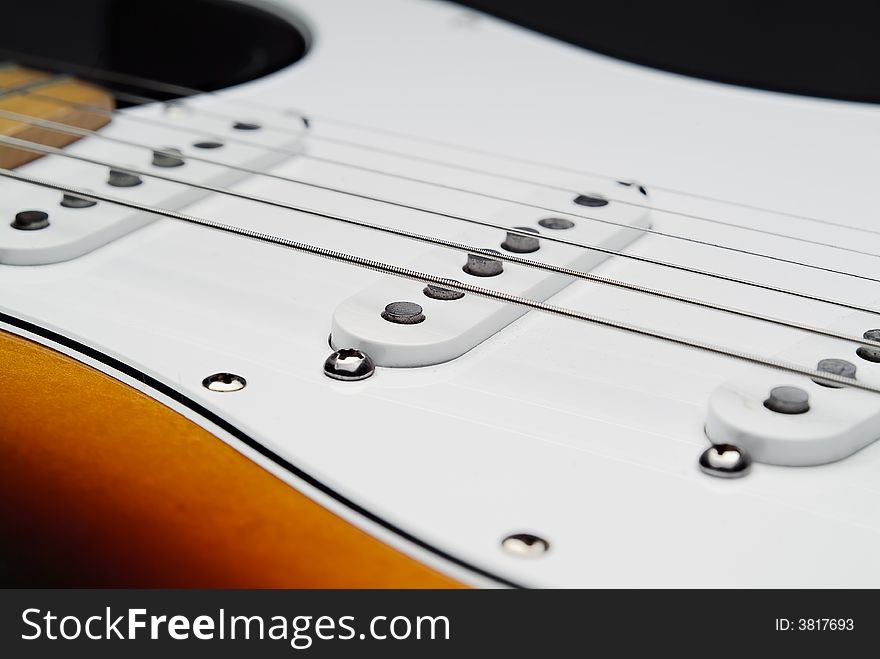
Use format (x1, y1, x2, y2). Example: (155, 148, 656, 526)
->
(331, 179, 651, 367)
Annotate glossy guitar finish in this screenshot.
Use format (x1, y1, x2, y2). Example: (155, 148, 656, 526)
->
(0, 331, 460, 587)
(1, 0, 880, 587)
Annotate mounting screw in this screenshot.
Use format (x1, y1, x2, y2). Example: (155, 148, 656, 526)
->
(699, 443, 751, 478)
(11, 210, 49, 231)
(202, 372, 247, 392)
(764, 386, 810, 414)
(463, 250, 503, 277)
(501, 227, 540, 253)
(107, 168, 142, 188)
(381, 301, 426, 324)
(232, 121, 261, 131)
(323, 348, 375, 381)
(193, 140, 224, 149)
(501, 533, 550, 557)
(152, 147, 185, 168)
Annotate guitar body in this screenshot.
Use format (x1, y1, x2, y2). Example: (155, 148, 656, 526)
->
(1, 0, 879, 587)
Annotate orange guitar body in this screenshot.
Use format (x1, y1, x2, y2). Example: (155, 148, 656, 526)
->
(0, 330, 460, 587)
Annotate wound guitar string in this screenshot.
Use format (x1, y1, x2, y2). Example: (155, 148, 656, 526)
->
(3, 49, 874, 240)
(0, 48, 880, 245)
(1, 166, 876, 394)
(0, 54, 877, 393)
(3, 107, 880, 319)
(3, 132, 880, 351)
(18, 85, 880, 270)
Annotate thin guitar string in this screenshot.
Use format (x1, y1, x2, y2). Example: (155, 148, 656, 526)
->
(3, 108, 880, 317)
(6, 133, 880, 350)
(5, 50, 876, 240)
(110, 91, 880, 257)
(20, 85, 880, 268)
(73, 86, 880, 258)
(1, 165, 875, 395)
(301, 110, 880, 239)
(4, 49, 876, 240)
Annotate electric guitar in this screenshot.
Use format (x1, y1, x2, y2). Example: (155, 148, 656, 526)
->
(2, 0, 879, 588)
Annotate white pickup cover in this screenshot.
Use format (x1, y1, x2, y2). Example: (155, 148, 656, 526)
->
(331, 178, 651, 367)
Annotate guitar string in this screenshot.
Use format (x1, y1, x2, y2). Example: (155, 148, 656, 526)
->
(3, 109, 880, 317)
(5, 133, 879, 350)
(6, 109, 880, 299)
(19, 84, 880, 267)
(103, 89, 880, 253)
(1, 165, 875, 395)
(3, 49, 876, 240)
(300, 110, 880, 239)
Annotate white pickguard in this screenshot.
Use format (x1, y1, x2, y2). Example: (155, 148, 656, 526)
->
(2, 0, 880, 587)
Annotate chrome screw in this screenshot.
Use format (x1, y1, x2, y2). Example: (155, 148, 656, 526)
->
(202, 372, 247, 392)
(699, 443, 752, 478)
(323, 348, 376, 381)
(501, 533, 550, 557)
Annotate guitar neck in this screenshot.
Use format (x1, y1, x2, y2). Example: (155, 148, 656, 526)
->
(0, 64, 112, 169)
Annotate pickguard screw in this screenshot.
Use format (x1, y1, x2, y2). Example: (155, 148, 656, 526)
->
(502, 533, 550, 557)
(764, 385, 810, 414)
(233, 121, 261, 131)
(202, 372, 247, 392)
(152, 147, 185, 168)
(11, 210, 49, 231)
(463, 250, 503, 277)
(193, 140, 224, 149)
(107, 168, 142, 187)
(501, 227, 540, 253)
(381, 301, 426, 324)
(699, 444, 752, 478)
(323, 348, 376, 381)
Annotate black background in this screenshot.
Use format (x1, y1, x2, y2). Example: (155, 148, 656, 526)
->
(453, 0, 880, 103)
(2, 0, 880, 103)
(0, 0, 307, 98)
